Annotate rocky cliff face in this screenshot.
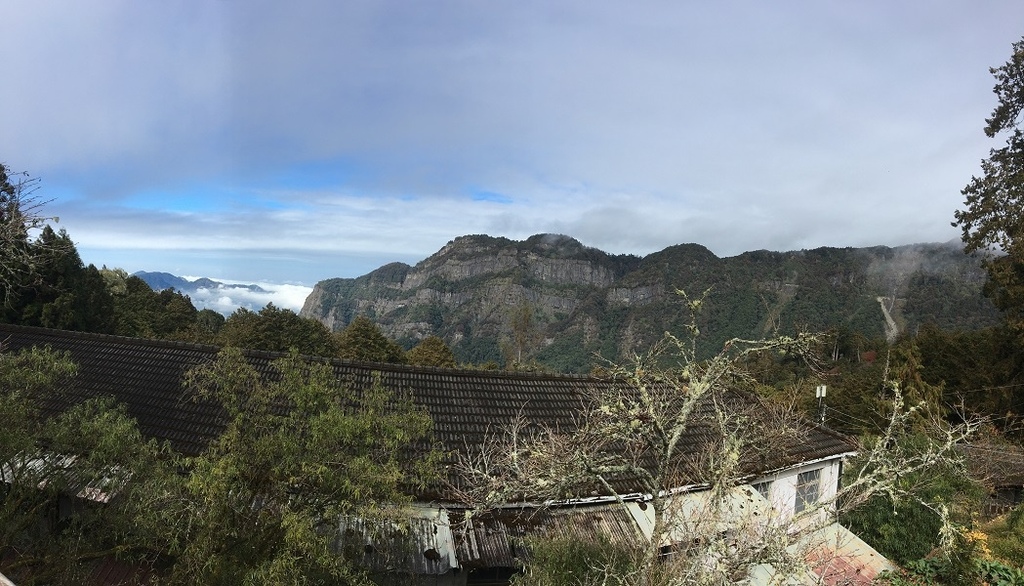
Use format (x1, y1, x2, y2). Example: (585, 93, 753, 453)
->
(300, 234, 635, 347)
(300, 235, 999, 371)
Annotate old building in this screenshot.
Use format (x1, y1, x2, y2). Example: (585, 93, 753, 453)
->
(0, 324, 886, 584)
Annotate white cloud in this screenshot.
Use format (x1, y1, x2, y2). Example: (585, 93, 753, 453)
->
(181, 277, 313, 315)
(6, 0, 1024, 283)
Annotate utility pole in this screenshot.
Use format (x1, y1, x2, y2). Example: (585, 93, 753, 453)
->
(815, 384, 827, 425)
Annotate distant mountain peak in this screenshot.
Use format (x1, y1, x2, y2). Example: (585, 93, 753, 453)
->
(133, 272, 267, 295)
(132, 271, 191, 292)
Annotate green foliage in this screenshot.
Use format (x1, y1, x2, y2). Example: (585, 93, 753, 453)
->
(841, 491, 946, 565)
(534, 331, 591, 373)
(904, 273, 1002, 331)
(453, 330, 504, 367)
(747, 322, 1024, 439)
(103, 274, 203, 340)
(0, 171, 148, 335)
(511, 536, 649, 586)
(983, 508, 1024, 566)
(0, 346, 77, 459)
(335, 315, 406, 363)
(164, 348, 439, 584)
(1, 226, 118, 333)
(0, 346, 170, 585)
(841, 435, 985, 565)
(880, 557, 1024, 586)
(0, 176, 206, 340)
(218, 303, 338, 356)
(0, 164, 66, 308)
(405, 302, 445, 330)
(955, 36, 1024, 336)
(406, 335, 457, 368)
(194, 308, 226, 335)
(504, 302, 543, 364)
(913, 325, 1024, 431)
(1, 340, 441, 584)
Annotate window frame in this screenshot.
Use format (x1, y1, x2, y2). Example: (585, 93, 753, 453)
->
(794, 468, 822, 513)
(751, 480, 772, 502)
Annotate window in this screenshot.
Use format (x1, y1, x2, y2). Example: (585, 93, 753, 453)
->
(794, 469, 821, 513)
(752, 480, 772, 501)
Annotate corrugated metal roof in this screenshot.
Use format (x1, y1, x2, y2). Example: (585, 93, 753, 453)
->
(1, 453, 127, 504)
(454, 510, 530, 569)
(453, 503, 647, 569)
(0, 324, 856, 502)
(338, 505, 459, 576)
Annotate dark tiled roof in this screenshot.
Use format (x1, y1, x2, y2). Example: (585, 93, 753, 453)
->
(0, 324, 855, 499)
(1, 324, 225, 457)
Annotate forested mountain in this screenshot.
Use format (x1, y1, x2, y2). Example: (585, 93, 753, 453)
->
(300, 234, 1001, 371)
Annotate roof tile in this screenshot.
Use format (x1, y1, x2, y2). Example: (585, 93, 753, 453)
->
(1, 324, 855, 501)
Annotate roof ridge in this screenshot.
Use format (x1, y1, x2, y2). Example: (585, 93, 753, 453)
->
(321, 357, 607, 381)
(0, 323, 222, 353)
(0, 323, 604, 382)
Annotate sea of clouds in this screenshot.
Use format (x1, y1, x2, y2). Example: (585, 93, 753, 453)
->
(180, 276, 313, 316)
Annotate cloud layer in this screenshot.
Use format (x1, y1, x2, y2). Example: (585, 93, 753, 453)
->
(179, 277, 313, 315)
(3, 1, 1022, 284)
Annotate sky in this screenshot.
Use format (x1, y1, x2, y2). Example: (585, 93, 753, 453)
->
(4, 1, 1023, 297)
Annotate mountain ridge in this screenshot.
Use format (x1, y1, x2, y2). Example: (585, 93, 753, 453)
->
(297, 234, 1000, 372)
(134, 272, 267, 295)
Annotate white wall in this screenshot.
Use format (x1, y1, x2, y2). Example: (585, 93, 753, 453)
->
(751, 457, 843, 529)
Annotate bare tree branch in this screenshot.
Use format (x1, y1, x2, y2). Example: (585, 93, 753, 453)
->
(0, 164, 68, 307)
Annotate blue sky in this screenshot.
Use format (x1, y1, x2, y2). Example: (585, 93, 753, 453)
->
(3, 1, 1023, 287)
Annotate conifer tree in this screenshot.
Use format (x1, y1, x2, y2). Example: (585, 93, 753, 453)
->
(956, 37, 1024, 335)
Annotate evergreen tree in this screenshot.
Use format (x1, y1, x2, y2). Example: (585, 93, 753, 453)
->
(956, 36, 1024, 335)
(335, 315, 406, 363)
(217, 304, 337, 356)
(0, 164, 63, 307)
(3, 226, 116, 333)
(407, 335, 457, 368)
(109, 275, 199, 340)
(163, 348, 438, 584)
(0, 346, 170, 584)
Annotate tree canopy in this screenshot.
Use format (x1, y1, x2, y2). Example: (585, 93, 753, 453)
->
(216, 303, 338, 356)
(406, 335, 457, 368)
(956, 36, 1024, 334)
(0, 346, 169, 585)
(0, 164, 66, 307)
(2, 226, 116, 333)
(335, 315, 407, 363)
(0, 342, 441, 584)
(161, 348, 439, 584)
